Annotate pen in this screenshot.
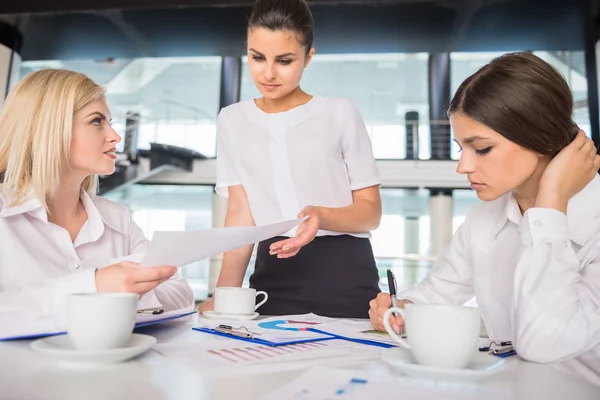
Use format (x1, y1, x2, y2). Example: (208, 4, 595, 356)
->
(137, 307, 165, 315)
(214, 326, 253, 339)
(387, 269, 399, 317)
(492, 345, 515, 356)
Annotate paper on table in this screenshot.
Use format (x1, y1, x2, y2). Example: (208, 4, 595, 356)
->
(152, 339, 380, 377)
(141, 217, 305, 267)
(261, 367, 512, 400)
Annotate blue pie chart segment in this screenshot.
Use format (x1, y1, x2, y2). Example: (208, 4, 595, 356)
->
(257, 320, 321, 331)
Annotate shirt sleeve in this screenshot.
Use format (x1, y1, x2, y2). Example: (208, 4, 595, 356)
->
(215, 107, 242, 198)
(0, 269, 97, 338)
(399, 218, 475, 306)
(512, 208, 600, 364)
(338, 99, 381, 190)
(128, 214, 195, 313)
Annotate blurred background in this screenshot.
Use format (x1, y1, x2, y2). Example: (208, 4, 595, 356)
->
(0, 0, 598, 301)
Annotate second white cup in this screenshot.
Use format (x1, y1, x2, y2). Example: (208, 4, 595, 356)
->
(383, 303, 481, 369)
(214, 287, 268, 315)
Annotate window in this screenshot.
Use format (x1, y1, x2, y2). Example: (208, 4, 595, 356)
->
(20, 56, 222, 157)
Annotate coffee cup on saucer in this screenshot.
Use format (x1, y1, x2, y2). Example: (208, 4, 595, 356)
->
(213, 287, 268, 316)
(383, 304, 481, 369)
(66, 292, 138, 351)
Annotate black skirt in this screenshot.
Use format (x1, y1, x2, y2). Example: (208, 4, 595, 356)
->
(249, 235, 381, 318)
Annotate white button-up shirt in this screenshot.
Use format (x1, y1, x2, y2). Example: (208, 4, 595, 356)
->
(401, 176, 600, 382)
(0, 190, 194, 338)
(216, 96, 381, 238)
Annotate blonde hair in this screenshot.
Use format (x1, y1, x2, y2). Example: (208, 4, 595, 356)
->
(0, 69, 106, 210)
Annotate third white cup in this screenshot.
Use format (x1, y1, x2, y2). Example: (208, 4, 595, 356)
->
(383, 303, 481, 369)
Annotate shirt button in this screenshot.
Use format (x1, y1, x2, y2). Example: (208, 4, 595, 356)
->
(533, 220, 542, 227)
(73, 262, 81, 270)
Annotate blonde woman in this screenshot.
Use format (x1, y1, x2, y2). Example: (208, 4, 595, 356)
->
(0, 69, 194, 337)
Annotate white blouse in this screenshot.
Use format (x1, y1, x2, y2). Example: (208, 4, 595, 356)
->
(216, 96, 381, 238)
(0, 190, 194, 338)
(400, 176, 600, 382)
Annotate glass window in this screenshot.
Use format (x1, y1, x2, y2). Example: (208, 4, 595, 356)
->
(20, 57, 222, 157)
(534, 51, 590, 136)
(241, 53, 429, 160)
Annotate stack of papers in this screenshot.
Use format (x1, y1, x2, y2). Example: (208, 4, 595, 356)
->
(0, 309, 194, 341)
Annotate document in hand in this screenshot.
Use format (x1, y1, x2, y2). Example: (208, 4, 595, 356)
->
(141, 217, 305, 267)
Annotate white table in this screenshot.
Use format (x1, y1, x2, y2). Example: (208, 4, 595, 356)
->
(1, 315, 599, 400)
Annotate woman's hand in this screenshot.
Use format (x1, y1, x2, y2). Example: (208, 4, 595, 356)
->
(197, 298, 214, 314)
(269, 206, 321, 258)
(368, 292, 406, 333)
(537, 131, 600, 213)
(95, 262, 177, 297)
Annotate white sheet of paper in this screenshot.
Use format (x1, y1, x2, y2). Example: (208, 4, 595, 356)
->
(141, 217, 305, 267)
(261, 367, 512, 400)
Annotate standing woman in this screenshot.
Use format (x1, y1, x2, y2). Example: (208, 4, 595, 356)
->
(199, 0, 382, 318)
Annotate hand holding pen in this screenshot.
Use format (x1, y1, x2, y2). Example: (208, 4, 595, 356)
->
(368, 269, 407, 333)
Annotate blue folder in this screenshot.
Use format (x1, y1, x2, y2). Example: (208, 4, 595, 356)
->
(193, 326, 336, 347)
(307, 328, 396, 349)
(0, 311, 196, 341)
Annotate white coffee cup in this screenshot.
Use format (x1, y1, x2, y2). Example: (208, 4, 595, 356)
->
(67, 293, 138, 351)
(213, 287, 268, 315)
(383, 304, 481, 369)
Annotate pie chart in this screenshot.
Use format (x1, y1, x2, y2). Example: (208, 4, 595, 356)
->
(257, 320, 321, 331)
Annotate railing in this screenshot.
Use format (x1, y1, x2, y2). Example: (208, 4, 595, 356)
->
(111, 112, 593, 162)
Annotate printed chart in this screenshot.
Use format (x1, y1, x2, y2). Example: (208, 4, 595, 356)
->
(257, 320, 322, 332)
(153, 339, 381, 376)
(206, 341, 330, 365)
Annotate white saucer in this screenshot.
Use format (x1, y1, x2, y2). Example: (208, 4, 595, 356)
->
(381, 347, 507, 382)
(31, 333, 157, 365)
(202, 311, 259, 321)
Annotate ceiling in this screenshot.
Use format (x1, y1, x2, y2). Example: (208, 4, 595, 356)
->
(3, 0, 591, 62)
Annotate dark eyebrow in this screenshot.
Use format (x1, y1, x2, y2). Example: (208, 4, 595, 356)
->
(248, 48, 296, 59)
(85, 112, 112, 122)
(249, 48, 264, 57)
(462, 135, 492, 145)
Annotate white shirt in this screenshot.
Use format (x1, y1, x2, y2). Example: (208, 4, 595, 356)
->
(216, 96, 381, 238)
(400, 176, 600, 382)
(0, 190, 194, 338)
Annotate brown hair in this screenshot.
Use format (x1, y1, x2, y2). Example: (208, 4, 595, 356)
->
(248, 0, 314, 56)
(448, 52, 578, 156)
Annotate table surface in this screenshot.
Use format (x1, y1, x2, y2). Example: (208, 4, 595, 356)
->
(1, 315, 599, 400)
